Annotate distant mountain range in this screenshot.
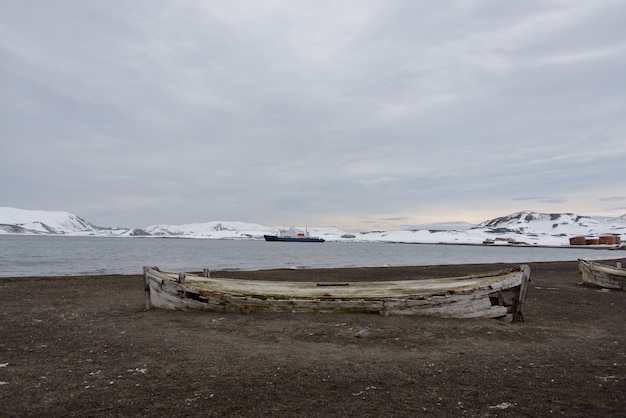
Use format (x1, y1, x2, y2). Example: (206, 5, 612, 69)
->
(0, 207, 147, 237)
(1, 207, 625, 246)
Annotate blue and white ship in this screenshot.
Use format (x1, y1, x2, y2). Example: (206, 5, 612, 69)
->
(263, 226, 325, 242)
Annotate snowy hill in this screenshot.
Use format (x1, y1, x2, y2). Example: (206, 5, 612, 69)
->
(145, 221, 274, 239)
(474, 211, 618, 234)
(0, 207, 141, 236)
(1, 207, 624, 246)
(143, 221, 346, 241)
(469, 211, 626, 245)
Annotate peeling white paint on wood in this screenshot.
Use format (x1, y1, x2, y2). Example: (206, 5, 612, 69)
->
(144, 265, 531, 321)
(578, 259, 626, 291)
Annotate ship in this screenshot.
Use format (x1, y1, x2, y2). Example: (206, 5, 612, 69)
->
(263, 226, 325, 242)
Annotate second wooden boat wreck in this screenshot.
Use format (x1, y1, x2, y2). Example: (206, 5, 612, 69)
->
(578, 259, 626, 290)
(144, 265, 531, 321)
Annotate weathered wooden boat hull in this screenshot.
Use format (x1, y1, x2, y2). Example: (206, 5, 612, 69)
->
(578, 259, 626, 290)
(144, 265, 531, 320)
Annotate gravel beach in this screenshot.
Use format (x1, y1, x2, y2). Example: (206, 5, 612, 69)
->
(1, 259, 625, 417)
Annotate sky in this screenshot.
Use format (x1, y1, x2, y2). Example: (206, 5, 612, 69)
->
(1, 0, 626, 230)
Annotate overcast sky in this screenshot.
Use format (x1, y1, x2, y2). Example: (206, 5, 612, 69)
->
(2, 0, 625, 230)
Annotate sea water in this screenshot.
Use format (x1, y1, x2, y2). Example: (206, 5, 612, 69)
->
(0, 235, 622, 277)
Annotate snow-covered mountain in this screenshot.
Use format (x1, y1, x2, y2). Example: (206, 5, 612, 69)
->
(143, 221, 347, 240)
(473, 211, 626, 236)
(0, 207, 146, 236)
(469, 211, 626, 246)
(1, 207, 625, 246)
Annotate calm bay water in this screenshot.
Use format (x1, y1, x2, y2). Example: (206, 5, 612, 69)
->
(0, 235, 622, 277)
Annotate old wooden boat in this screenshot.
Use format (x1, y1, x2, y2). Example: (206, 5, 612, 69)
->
(578, 259, 626, 290)
(144, 264, 531, 321)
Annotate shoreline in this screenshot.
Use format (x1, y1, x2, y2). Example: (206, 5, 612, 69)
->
(3, 232, 625, 248)
(2, 257, 626, 280)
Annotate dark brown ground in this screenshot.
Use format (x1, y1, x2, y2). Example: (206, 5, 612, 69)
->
(1, 259, 625, 417)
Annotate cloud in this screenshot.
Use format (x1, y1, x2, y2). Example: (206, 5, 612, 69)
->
(600, 196, 626, 202)
(1, 0, 626, 229)
(513, 197, 567, 204)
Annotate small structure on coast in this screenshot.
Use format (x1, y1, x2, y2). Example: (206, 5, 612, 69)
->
(569, 235, 622, 246)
